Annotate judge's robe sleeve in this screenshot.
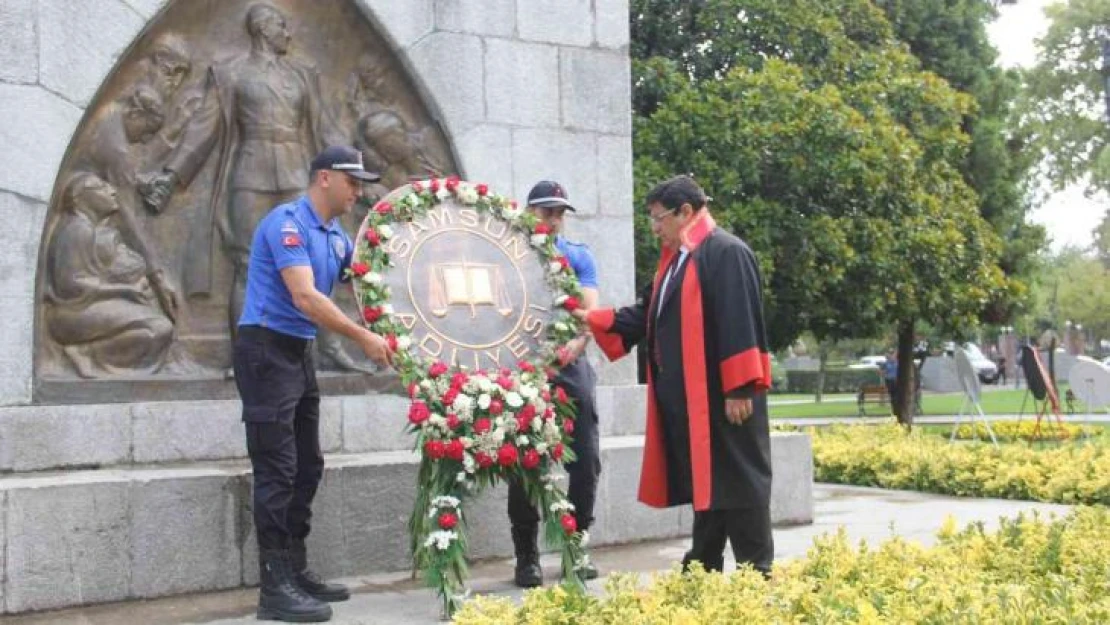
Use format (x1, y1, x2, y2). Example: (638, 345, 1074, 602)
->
(584, 281, 654, 361)
(714, 243, 773, 397)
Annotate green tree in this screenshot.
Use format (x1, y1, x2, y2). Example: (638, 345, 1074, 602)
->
(632, 0, 1006, 423)
(1095, 208, 1110, 267)
(874, 0, 1046, 325)
(1031, 247, 1110, 346)
(1019, 0, 1110, 195)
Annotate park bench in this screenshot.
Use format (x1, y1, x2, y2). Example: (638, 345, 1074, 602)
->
(857, 384, 891, 416)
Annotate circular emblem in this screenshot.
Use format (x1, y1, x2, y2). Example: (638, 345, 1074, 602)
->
(350, 179, 583, 374)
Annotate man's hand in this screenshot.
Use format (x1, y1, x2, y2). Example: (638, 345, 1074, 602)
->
(357, 330, 394, 368)
(558, 336, 589, 366)
(570, 308, 588, 322)
(725, 398, 753, 425)
(138, 170, 178, 214)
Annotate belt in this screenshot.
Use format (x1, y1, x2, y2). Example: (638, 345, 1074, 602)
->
(238, 325, 313, 354)
(239, 127, 301, 142)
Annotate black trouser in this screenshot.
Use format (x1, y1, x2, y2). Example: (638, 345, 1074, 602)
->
(683, 506, 774, 575)
(508, 358, 601, 532)
(234, 325, 324, 551)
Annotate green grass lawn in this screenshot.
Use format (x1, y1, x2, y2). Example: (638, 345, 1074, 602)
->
(769, 387, 1094, 419)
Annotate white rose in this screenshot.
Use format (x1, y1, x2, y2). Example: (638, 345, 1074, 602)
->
(378, 224, 394, 239)
(457, 185, 479, 204)
(530, 234, 548, 247)
(554, 322, 569, 333)
(548, 261, 563, 275)
(452, 394, 473, 412)
(396, 335, 412, 350)
(420, 379, 433, 390)
(505, 392, 524, 409)
(362, 272, 383, 285)
(554, 294, 568, 306)
(436, 188, 451, 201)
(516, 436, 530, 447)
(463, 454, 477, 474)
(477, 393, 492, 410)
(535, 442, 549, 455)
(382, 303, 394, 315)
(477, 377, 493, 393)
(531, 418, 542, 433)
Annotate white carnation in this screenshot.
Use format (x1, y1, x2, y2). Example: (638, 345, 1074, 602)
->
(377, 224, 394, 239)
(535, 442, 549, 455)
(396, 335, 412, 350)
(548, 261, 563, 275)
(505, 392, 524, 408)
(477, 393, 492, 410)
(516, 435, 529, 446)
(420, 379, 433, 390)
(554, 294, 568, 306)
(477, 377, 494, 393)
(424, 530, 458, 551)
(463, 454, 476, 474)
(362, 272, 384, 285)
(457, 184, 479, 204)
(452, 394, 473, 413)
(554, 322, 569, 333)
(436, 188, 451, 201)
(381, 303, 394, 315)
(519, 385, 538, 400)
(530, 233, 548, 247)
(531, 418, 543, 433)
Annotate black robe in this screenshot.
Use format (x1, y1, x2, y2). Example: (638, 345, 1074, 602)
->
(587, 212, 773, 511)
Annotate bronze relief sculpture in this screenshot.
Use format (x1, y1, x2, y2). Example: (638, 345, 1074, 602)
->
(35, 0, 457, 396)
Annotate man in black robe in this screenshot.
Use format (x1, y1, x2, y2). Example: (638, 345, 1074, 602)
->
(574, 175, 774, 575)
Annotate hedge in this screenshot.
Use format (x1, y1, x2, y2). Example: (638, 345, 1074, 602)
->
(456, 508, 1110, 623)
(784, 367, 883, 394)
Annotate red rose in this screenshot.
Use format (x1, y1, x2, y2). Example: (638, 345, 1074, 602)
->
(408, 401, 430, 425)
(386, 334, 398, 352)
(519, 404, 537, 421)
(475, 451, 494, 468)
(519, 361, 536, 373)
(442, 388, 459, 406)
(489, 399, 504, 416)
(429, 177, 440, 193)
(350, 262, 370, 276)
(558, 256, 571, 270)
(365, 229, 381, 247)
(408, 383, 420, 399)
(445, 176, 460, 192)
(424, 440, 445, 459)
(438, 512, 458, 530)
(542, 389, 552, 402)
(451, 372, 469, 388)
(560, 514, 577, 535)
(474, 418, 492, 435)
(516, 414, 532, 433)
(522, 449, 541, 470)
(428, 361, 449, 378)
(543, 407, 554, 421)
(412, 181, 424, 193)
(534, 223, 551, 235)
(446, 413, 460, 430)
(563, 418, 575, 435)
(546, 368, 558, 381)
(552, 443, 565, 461)
(556, 387, 569, 404)
(363, 306, 383, 323)
(476, 183, 489, 196)
(497, 443, 518, 467)
(497, 376, 513, 391)
(500, 368, 513, 377)
(374, 201, 393, 215)
(445, 439, 465, 461)
(562, 296, 580, 312)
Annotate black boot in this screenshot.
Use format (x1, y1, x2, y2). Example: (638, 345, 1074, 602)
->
(511, 525, 543, 588)
(291, 540, 350, 602)
(258, 549, 333, 622)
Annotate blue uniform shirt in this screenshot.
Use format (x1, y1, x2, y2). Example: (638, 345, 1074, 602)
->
(555, 235, 598, 288)
(239, 196, 353, 339)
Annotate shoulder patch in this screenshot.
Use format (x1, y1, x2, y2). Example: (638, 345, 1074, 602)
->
(282, 233, 303, 247)
(280, 220, 299, 234)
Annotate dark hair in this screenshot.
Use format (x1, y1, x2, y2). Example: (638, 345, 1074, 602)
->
(645, 175, 708, 213)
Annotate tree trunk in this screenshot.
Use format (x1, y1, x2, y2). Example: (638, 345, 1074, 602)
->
(895, 321, 916, 428)
(815, 344, 829, 404)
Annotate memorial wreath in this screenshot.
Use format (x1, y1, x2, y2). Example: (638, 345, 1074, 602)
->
(350, 177, 590, 616)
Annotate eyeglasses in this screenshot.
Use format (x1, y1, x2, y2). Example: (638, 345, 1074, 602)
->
(648, 209, 676, 224)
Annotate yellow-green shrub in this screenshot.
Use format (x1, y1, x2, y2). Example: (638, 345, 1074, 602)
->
(455, 508, 1110, 624)
(812, 425, 1110, 505)
(952, 420, 1100, 442)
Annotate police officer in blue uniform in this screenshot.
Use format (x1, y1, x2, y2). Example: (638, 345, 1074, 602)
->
(235, 145, 393, 622)
(508, 180, 602, 587)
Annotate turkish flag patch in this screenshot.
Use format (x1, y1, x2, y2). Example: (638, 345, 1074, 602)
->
(282, 234, 302, 247)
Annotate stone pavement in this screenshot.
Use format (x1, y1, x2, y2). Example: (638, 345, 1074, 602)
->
(1, 484, 1069, 625)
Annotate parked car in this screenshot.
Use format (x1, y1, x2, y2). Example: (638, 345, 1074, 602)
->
(959, 342, 999, 384)
(1103, 356, 1110, 368)
(848, 355, 886, 370)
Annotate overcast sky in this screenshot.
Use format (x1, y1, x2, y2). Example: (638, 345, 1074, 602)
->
(988, 0, 1106, 251)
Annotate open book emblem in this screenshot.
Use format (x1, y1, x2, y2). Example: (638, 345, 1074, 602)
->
(428, 260, 514, 319)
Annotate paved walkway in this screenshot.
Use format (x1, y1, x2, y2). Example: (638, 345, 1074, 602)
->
(3, 485, 1070, 625)
(777, 413, 1110, 427)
